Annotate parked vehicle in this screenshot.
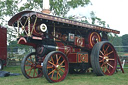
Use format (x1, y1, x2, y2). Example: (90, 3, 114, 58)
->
(0, 25, 7, 70)
(8, 10, 121, 83)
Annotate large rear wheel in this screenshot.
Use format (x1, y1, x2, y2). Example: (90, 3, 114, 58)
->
(21, 52, 43, 78)
(43, 51, 69, 83)
(91, 41, 117, 76)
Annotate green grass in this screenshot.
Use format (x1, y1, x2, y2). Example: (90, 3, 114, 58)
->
(0, 66, 128, 85)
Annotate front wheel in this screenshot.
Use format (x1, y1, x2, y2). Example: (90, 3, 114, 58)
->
(0, 59, 3, 70)
(43, 51, 69, 83)
(91, 41, 117, 76)
(21, 52, 43, 78)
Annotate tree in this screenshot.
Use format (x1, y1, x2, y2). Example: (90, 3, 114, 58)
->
(122, 34, 128, 52)
(122, 34, 128, 46)
(90, 11, 109, 28)
(108, 34, 123, 52)
(0, 0, 91, 19)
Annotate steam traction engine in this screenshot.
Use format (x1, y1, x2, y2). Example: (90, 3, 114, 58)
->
(8, 11, 120, 83)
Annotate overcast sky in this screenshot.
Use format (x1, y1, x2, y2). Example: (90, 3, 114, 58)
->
(67, 0, 128, 36)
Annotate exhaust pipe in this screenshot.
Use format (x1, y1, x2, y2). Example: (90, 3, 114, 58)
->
(42, 0, 51, 14)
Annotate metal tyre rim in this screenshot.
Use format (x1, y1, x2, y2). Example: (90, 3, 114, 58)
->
(21, 52, 43, 78)
(89, 32, 101, 48)
(43, 51, 69, 83)
(91, 41, 117, 76)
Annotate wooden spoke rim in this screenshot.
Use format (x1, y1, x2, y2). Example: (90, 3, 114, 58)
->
(46, 52, 68, 82)
(99, 43, 117, 75)
(24, 53, 43, 78)
(89, 32, 101, 48)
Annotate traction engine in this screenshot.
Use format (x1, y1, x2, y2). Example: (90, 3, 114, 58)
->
(8, 11, 121, 83)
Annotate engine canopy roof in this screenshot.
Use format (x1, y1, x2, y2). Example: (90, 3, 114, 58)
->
(8, 11, 120, 34)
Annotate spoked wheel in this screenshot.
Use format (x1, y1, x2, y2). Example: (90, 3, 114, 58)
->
(0, 59, 3, 70)
(88, 32, 101, 48)
(43, 51, 69, 83)
(21, 52, 43, 78)
(91, 41, 117, 76)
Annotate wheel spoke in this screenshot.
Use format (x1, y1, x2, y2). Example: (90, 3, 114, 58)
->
(58, 56, 61, 64)
(47, 66, 53, 69)
(105, 65, 110, 73)
(51, 56, 54, 64)
(59, 60, 65, 66)
(61, 66, 65, 68)
(56, 71, 58, 80)
(58, 71, 61, 78)
(48, 69, 56, 76)
(60, 69, 65, 73)
(100, 51, 104, 56)
(36, 65, 42, 68)
(101, 63, 104, 67)
(99, 55, 103, 58)
(107, 68, 110, 73)
(105, 45, 110, 54)
(33, 69, 36, 77)
(29, 56, 33, 63)
(26, 67, 33, 72)
(102, 66, 105, 73)
(107, 63, 113, 68)
(51, 70, 55, 78)
(106, 51, 113, 56)
(99, 59, 103, 62)
(56, 54, 58, 64)
(48, 61, 56, 66)
(108, 58, 115, 61)
(28, 68, 33, 75)
(26, 60, 33, 64)
(102, 45, 105, 54)
(35, 69, 38, 76)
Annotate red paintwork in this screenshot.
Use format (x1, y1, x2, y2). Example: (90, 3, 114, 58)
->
(86, 32, 101, 49)
(56, 42, 89, 63)
(0, 25, 7, 66)
(18, 37, 36, 48)
(67, 52, 88, 63)
(78, 53, 88, 63)
(56, 42, 65, 53)
(74, 37, 85, 47)
(56, 42, 86, 63)
(67, 53, 77, 63)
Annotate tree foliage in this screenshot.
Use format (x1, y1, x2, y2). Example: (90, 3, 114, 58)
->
(122, 34, 128, 46)
(0, 0, 91, 19)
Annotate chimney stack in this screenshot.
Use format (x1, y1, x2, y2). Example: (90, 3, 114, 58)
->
(42, 0, 51, 14)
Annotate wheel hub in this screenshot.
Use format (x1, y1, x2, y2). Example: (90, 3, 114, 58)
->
(56, 65, 61, 70)
(95, 38, 98, 42)
(32, 64, 37, 69)
(104, 56, 109, 63)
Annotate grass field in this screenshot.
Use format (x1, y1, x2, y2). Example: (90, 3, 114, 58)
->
(0, 66, 128, 85)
